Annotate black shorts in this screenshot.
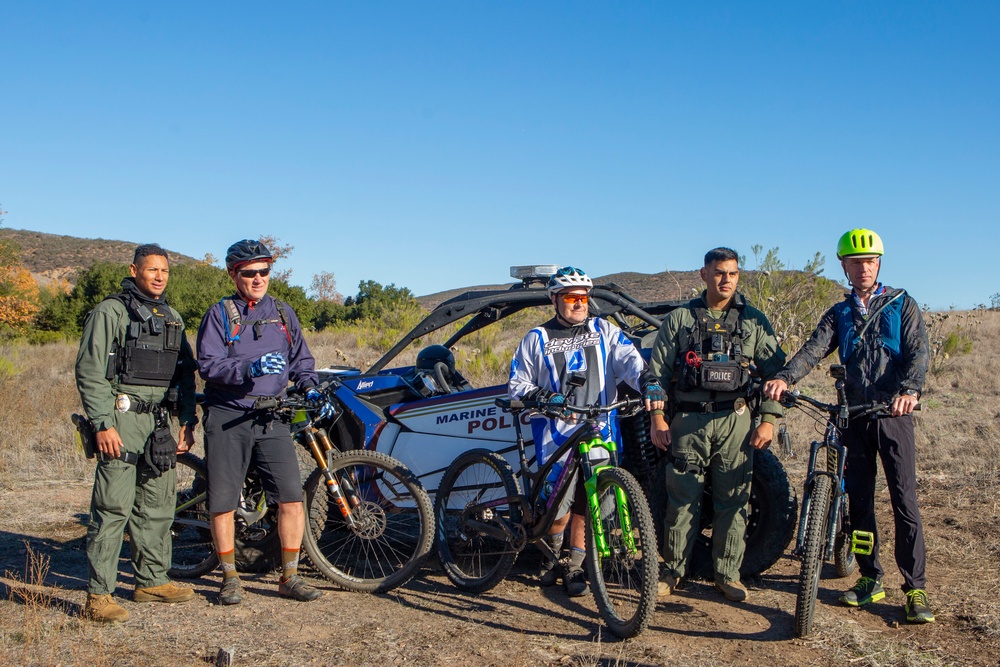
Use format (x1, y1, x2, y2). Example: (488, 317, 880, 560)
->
(203, 404, 303, 513)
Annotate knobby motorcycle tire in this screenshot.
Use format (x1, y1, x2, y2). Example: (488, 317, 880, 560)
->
(585, 467, 659, 640)
(434, 448, 522, 594)
(795, 474, 833, 638)
(302, 449, 433, 593)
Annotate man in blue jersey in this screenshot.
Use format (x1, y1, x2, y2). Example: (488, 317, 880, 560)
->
(509, 266, 661, 596)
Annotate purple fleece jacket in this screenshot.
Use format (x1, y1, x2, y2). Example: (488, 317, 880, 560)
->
(196, 294, 318, 409)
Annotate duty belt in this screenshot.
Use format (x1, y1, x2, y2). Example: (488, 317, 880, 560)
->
(676, 399, 737, 414)
(115, 394, 163, 415)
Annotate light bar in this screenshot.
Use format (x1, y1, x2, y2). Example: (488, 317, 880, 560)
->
(510, 265, 560, 280)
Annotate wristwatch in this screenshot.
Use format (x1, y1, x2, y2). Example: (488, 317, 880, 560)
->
(900, 389, 920, 398)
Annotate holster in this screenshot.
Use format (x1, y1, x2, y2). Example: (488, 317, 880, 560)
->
(71, 413, 97, 459)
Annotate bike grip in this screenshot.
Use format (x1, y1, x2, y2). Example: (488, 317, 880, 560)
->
(253, 397, 279, 410)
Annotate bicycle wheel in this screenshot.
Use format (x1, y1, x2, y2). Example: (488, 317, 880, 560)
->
(795, 474, 833, 638)
(169, 453, 217, 579)
(303, 450, 433, 593)
(585, 467, 659, 639)
(434, 448, 522, 593)
(232, 470, 282, 573)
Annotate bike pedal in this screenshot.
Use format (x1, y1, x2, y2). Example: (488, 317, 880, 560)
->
(851, 530, 874, 556)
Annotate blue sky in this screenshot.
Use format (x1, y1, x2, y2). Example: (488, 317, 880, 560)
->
(2, 2, 997, 309)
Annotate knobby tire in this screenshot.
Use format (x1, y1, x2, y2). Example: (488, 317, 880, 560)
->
(795, 474, 833, 638)
(303, 450, 433, 593)
(434, 448, 521, 593)
(585, 467, 659, 639)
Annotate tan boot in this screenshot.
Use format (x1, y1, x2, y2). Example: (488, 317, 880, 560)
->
(134, 581, 195, 603)
(657, 574, 678, 598)
(715, 579, 749, 602)
(84, 593, 129, 623)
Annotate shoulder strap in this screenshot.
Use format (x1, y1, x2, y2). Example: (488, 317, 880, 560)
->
(218, 297, 242, 345)
(274, 299, 292, 344)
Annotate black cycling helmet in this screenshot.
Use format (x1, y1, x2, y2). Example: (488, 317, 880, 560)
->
(226, 239, 273, 271)
(416, 345, 456, 374)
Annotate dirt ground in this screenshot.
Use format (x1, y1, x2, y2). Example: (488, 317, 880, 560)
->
(1, 477, 996, 667)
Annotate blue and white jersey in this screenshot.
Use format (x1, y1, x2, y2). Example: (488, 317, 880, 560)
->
(508, 317, 645, 465)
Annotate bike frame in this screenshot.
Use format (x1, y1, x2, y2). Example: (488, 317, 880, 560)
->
(503, 399, 638, 559)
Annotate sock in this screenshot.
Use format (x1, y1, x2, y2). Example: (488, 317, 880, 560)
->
(569, 547, 585, 569)
(218, 549, 238, 580)
(544, 532, 564, 563)
(281, 547, 300, 581)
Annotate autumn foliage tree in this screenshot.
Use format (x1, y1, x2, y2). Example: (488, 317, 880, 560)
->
(0, 205, 43, 335)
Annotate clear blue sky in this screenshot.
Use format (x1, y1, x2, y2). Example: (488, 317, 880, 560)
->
(2, 2, 997, 309)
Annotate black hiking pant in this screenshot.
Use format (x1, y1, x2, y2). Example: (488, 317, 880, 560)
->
(843, 414, 927, 592)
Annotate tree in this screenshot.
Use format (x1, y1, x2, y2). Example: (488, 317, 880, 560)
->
(309, 271, 343, 303)
(0, 204, 43, 334)
(740, 246, 844, 349)
(257, 234, 294, 282)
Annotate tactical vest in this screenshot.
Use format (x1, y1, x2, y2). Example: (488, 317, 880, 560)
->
(833, 290, 904, 366)
(218, 297, 292, 346)
(104, 292, 184, 387)
(675, 300, 752, 393)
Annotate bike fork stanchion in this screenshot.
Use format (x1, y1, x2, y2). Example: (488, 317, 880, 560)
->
(302, 428, 357, 528)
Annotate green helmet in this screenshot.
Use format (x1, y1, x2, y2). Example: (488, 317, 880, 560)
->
(837, 228, 884, 259)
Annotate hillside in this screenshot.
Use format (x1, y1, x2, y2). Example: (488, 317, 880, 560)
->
(0, 228, 201, 287)
(4, 228, 843, 310)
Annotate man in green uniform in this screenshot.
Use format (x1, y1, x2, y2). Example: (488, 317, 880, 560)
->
(646, 247, 786, 602)
(75, 244, 198, 622)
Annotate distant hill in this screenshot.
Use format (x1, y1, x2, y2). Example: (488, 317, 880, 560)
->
(0, 228, 202, 287)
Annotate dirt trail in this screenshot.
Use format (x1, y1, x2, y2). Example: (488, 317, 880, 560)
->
(1, 482, 994, 667)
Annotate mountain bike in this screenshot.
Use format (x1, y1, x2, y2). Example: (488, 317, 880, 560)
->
(434, 394, 659, 639)
(170, 388, 435, 593)
(781, 364, 919, 638)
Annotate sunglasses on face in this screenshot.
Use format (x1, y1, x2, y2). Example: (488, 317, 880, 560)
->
(238, 267, 271, 279)
(560, 294, 589, 305)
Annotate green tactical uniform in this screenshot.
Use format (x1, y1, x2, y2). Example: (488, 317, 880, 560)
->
(648, 291, 786, 584)
(75, 284, 196, 596)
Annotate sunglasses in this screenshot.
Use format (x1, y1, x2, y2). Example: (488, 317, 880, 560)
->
(237, 267, 271, 278)
(560, 294, 589, 305)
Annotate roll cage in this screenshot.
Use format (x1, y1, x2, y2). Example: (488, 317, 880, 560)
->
(366, 282, 687, 374)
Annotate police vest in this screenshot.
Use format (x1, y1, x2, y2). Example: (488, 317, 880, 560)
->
(104, 293, 184, 387)
(833, 290, 905, 366)
(675, 299, 752, 393)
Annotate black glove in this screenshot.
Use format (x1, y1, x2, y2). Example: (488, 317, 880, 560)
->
(144, 425, 177, 476)
(526, 388, 566, 406)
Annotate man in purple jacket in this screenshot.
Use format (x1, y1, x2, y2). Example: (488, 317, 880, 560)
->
(197, 239, 324, 605)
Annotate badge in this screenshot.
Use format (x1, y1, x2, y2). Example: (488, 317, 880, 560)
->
(115, 394, 131, 413)
(734, 397, 747, 416)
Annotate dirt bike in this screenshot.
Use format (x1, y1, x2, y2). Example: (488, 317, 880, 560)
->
(170, 387, 435, 593)
(781, 364, 919, 638)
(435, 394, 659, 639)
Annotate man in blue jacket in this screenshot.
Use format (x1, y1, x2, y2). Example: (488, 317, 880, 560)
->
(197, 239, 324, 605)
(764, 228, 933, 624)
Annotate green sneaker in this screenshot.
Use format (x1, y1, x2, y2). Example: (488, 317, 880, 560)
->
(839, 576, 885, 607)
(904, 589, 935, 623)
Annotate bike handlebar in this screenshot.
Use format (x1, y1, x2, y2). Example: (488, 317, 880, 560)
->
(496, 396, 644, 418)
(780, 390, 920, 419)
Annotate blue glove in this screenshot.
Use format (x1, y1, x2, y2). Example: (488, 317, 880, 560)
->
(643, 381, 665, 404)
(306, 388, 336, 421)
(248, 352, 286, 379)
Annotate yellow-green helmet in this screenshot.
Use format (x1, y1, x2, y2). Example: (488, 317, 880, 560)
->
(837, 228, 884, 259)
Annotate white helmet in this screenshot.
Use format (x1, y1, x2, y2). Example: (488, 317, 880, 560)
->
(547, 266, 593, 296)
